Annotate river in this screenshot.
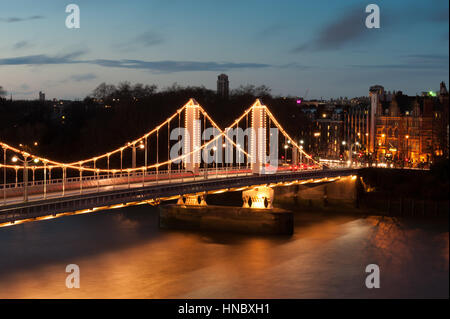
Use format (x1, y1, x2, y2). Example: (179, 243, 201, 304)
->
(0, 203, 448, 298)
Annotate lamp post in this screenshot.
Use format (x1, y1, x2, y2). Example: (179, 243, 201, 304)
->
(3, 147, 6, 205)
(222, 143, 227, 174)
(212, 146, 218, 177)
(11, 155, 39, 202)
(284, 144, 288, 164)
(299, 141, 304, 167)
(342, 141, 359, 167)
(405, 135, 409, 166)
(132, 143, 136, 169)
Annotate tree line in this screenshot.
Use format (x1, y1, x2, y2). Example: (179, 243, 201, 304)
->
(0, 82, 306, 162)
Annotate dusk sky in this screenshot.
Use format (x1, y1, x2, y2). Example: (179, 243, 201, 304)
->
(0, 0, 448, 100)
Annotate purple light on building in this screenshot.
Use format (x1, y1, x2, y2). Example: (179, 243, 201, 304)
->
(296, 99, 302, 104)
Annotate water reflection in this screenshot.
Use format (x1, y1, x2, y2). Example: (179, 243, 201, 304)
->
(0, 204, 448, 298)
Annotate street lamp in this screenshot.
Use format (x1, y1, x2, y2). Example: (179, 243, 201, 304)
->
(342, 141, 359, 167)
(284, 144, 288, 163)
(299, 145, 303, 166)
(11, 155, 39, 202)
(405, 135, 410, 165)
(212, 146, 218, 169)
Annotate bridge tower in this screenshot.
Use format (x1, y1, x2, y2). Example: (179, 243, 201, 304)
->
(250, 99, 267, 174)
(184, 99, 201, 174)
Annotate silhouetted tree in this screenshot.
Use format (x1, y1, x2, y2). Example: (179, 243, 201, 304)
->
(0, 86, 6, 98)
(92, 83, 116, 101)
(231, 84, 271, 98)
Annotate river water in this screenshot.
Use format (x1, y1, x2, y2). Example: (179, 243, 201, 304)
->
(0, 203, 448, 298)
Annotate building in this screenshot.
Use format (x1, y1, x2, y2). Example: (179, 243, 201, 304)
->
(39, 91, 45, 102)
(299, 103, 344, 159)
(217, 74, 229, 99)
(346, 82, 449, 166)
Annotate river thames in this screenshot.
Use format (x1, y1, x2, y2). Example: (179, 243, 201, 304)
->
(0, 203, 448, 299)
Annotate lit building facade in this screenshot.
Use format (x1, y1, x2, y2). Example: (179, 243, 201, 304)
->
(347, 82, 449, 166)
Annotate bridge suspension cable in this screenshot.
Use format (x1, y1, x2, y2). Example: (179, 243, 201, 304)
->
(1, 98, 322, 207)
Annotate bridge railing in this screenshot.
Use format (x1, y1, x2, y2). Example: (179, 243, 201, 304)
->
(0, 166, 254, 190)
(1, 165, 335, 206)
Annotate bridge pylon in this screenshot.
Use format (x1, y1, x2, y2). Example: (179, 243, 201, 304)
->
(250, 99, 267, 174)
(184, 98, 201, 174)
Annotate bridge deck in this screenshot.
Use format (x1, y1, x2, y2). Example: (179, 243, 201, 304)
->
(0, 168, 357, 225)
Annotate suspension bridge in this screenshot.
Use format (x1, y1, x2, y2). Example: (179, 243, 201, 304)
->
(0, 99, 357, 226)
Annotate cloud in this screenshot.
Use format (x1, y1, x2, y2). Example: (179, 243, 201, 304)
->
(0, 51, 271, 73)
(428, 9, 449, 23)
(400, 54, 449, 63)
(116, 31, 164, 51)
(135, 31, 164, 47)
(348, 64, 444, 70)
(292, 2, 449, 53)
(13, 40, 32, 50)
(0, 50, 88, 65)
(0, 15, 44, 23)
(70, 73, 97, 82)
(278, 62, 312, 70)
(292, 8, 369, 52)
(90, 59, 271, 72)
(348, 53, 449, 70)
(255, 24, 286, 38)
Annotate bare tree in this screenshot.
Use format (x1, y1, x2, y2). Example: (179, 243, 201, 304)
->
(92, 83, 116, 101)
(231, 84, 271, 97)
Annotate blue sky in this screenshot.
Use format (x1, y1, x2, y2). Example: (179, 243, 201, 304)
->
(0, 0, 448, 100)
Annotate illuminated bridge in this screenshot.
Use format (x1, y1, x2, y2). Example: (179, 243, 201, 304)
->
(0, 99, 358, 226)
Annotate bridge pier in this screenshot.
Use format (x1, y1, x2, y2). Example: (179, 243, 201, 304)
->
(177, 194, 207, 206)
(250, 99, 267, 175)
(242, 186, 274, 209)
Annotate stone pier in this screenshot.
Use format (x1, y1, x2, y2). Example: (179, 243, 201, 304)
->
(160, 187, 292, 235)
(159, 205, 293, 235)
